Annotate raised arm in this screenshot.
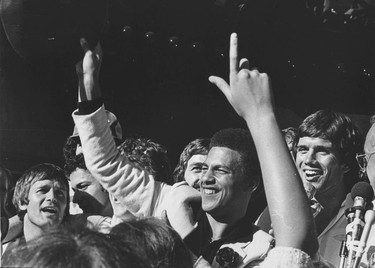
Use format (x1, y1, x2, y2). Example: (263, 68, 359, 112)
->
(72, 40, 161, 218)
(209, 33, 317, 256)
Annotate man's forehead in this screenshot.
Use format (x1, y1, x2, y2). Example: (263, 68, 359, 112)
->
(188, 154, 207, 165)
(297, 136, 333, 148)
(32, 179, 67, 189)
(205, 147, 241, 164)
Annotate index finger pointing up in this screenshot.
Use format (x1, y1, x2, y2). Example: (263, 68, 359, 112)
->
(230, 33, 239, 78)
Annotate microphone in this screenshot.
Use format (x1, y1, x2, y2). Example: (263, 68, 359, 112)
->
(353, 210, 375, 268)
(345, 182, 374, 267)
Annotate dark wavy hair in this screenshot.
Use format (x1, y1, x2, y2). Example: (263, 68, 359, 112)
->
(63, 134, 123, 177)
(294, 109, 364, 193)
(282, 127, 298, 150)
(2, 227, 148, 268)
(12, 163, 70, 220)
(210, 128, 261, 189)
(173, 138, 210, 183)
(63, 136, 86, 176)
(110, 217, 193, 268)
(118, 137, 173, 185)
(1, 167, 17, 218)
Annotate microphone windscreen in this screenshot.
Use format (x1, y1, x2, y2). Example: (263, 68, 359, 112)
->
(351, 181, 374, 202)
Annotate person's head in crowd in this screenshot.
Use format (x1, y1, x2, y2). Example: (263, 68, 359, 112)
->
(119, 137, 173, 185)
(282, 127, 298, 152)
(12, 163, 69, 240)
(0, 167, 17, 218)
(63, 110, 121, 217)
(359, 117, 375, 189)
(63, 136, 113, 217)
(110, 217, 193, 268)
(294, 109, 363, 202)
(173, 138, 210, 190)
(2, 227, 148, 268)
(201, 128, 261, 221)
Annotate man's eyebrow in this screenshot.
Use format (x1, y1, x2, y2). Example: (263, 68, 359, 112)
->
(315, 145, 333, 151)
(213, 164, 232, 171)
(35, 182, 49, 187)
(190, 162, 203, 166)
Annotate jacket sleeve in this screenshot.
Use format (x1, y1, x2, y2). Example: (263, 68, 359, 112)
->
(72, 105, 157, 217)
(259, 247, 314, 268)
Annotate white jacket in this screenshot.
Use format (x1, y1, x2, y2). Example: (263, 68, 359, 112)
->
(72, 105, 184, 223)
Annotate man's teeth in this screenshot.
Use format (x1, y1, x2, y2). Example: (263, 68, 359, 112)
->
(204, 189, 216, 195)
(42, 207, 57, 213)
(305, 170, 321, 176)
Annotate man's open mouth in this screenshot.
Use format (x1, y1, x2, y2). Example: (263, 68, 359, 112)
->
(203, 188, 219, 195)
(41, 206, 58, 214)
(304, 169, 323, 181)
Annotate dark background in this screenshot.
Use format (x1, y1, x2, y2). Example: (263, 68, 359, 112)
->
(1, 0, 374, 175)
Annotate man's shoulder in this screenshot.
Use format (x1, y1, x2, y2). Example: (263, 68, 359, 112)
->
(2, 235, 25, 257)
(65, 214, 112, 233)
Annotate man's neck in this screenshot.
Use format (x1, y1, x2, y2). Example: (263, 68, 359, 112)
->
(23, 215, 45, 242)
(206, 212, 244, 241)
(315, 184, 346, 235)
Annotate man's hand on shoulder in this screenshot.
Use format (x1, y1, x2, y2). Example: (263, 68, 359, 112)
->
(164, 185, 201, 239)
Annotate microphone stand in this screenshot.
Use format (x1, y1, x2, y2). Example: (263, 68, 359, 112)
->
(339, 240, 348, 268)
(352, 210, 375, 268)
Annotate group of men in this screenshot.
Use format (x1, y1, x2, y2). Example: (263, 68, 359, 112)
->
(2, 33, 375, 268)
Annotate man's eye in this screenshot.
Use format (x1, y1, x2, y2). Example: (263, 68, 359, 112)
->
(216, 169, 228, 174)
(317, 150, 329, 156)
(37, 187, 49, 193)
(77, 184, 89, 190)
(297, 147, 308, 153)
(192, 166, 202, 171)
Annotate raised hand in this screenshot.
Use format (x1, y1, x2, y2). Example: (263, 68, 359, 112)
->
(76, 39, 102, 102)
(209, 33, 273, 124)
(209, 33, 318, 256)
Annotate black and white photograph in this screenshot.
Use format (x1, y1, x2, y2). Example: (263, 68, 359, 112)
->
(1, 0, 375, 267)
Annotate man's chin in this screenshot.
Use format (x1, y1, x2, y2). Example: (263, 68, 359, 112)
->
(201, 202, 219, 214)
(41, 219, 63, 229)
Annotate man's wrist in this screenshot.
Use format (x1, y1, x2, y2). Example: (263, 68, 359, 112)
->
(77, 97, 104, 115)
(245, 110, 276, 129)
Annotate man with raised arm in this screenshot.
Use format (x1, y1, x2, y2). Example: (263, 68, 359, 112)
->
(166, 33, 318, 267)
(72, 40, 198, 224)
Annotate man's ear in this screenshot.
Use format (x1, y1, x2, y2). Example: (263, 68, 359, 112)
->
(18, 200, 28, 211)
(250, 176, 260, 192)
(243, 176, 260, 192)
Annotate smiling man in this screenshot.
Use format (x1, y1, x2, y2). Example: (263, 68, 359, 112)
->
(182, 128, 274, 266)
(173, 138, 210, 190)
(256, 109, 363, 266)
(200, 130, 259, 222)
(294, 109, 363, 265)
(2, 163, 70, 255)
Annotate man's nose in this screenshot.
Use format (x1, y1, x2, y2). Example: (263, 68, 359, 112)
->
(201, 169, 215, 185)
(46, 189, 57, 203)
(304, 150, 316, 164)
